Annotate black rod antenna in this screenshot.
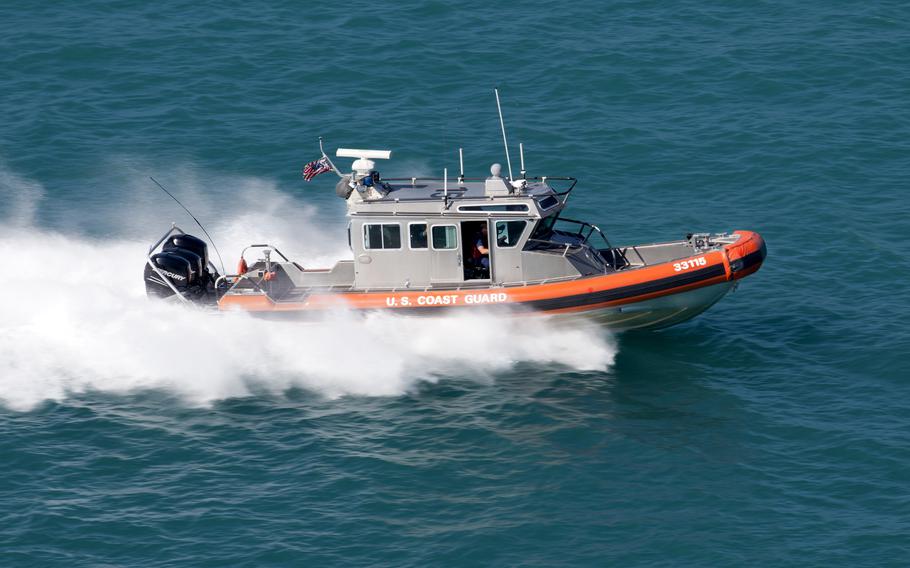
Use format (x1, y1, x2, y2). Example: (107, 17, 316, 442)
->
(149, 176, 226, 275)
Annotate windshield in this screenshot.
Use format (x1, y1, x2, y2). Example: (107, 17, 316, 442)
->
(529, 214, 559, 241)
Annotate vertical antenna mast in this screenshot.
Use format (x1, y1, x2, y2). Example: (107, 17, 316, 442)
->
(519, 142, 526, 179)
(494, 88, 513, 181)
(458, 148, 464, 184)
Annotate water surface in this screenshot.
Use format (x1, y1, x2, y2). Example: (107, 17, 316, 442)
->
(1, 1, 908, 566)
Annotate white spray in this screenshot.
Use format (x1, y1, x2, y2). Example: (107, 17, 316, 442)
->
(0, 164, 616, 411)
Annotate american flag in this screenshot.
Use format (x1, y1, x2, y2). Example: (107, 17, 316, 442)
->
(302, 156, 332, 181)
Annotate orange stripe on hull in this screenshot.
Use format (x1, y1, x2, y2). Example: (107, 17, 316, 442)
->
(725, 230, 767, 281)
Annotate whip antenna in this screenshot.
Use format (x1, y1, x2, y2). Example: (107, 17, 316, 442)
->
(519, 142, 526, 179)
(149, 176, 226, 275)
(494, 88, 513, 181)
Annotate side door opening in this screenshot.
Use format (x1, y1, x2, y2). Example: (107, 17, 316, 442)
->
(461, 220, 490, 280)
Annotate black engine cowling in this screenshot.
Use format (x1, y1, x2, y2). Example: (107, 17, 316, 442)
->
(144, 234, 218, 302)
(163, 234, 209, 269)
(165, 248, 205, 284)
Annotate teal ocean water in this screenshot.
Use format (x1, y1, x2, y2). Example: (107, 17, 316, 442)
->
(2, 2, 909, 565)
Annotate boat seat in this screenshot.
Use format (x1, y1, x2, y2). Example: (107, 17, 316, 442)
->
(463, 257, 489, 280)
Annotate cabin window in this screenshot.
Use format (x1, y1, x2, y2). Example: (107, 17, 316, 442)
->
(495, 220, 527, 248)
(456, 204, 529, 212)
(409, 223, 428, 249)
(363, 223, 401, 250)
(537, 195, 559, 210)
(431, 225, 458, 250)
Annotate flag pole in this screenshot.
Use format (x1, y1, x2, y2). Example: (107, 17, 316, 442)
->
(319, 136, 344, 178)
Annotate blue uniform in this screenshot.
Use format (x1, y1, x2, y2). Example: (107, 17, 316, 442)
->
(474, 234, 489, 269)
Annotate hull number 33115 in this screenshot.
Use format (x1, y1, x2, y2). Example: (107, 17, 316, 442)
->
(673, 257, 707, 272)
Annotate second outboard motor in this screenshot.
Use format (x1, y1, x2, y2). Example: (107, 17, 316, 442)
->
(163, 234, 209, 273)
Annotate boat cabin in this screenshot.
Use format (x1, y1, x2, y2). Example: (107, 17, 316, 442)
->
(333, 149, 618, 291)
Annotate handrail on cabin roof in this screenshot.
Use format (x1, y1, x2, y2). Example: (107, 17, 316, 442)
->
(355, 176, 579, 204)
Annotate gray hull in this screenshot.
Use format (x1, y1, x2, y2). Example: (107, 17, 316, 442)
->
(552, 281, 736, 330)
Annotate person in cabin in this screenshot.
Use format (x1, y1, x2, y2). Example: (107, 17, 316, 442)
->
(473, 224, 490, 272)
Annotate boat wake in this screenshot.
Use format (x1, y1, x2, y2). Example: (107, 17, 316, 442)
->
(0, 167, 616, 411)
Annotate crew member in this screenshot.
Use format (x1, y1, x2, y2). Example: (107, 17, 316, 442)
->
(473, 224, 490, 270)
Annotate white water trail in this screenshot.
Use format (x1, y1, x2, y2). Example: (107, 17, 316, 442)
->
(0, 161, 45, 227)
(0, 165, 616, 411)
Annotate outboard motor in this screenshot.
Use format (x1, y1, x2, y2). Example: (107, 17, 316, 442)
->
(163, 234, 209, 271)
(144, 232, 219, 303)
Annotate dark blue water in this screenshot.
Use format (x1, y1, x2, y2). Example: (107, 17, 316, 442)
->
(2, 2, 909, 565)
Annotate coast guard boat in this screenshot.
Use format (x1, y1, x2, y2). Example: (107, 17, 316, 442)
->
(143, 144, 766, 330)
